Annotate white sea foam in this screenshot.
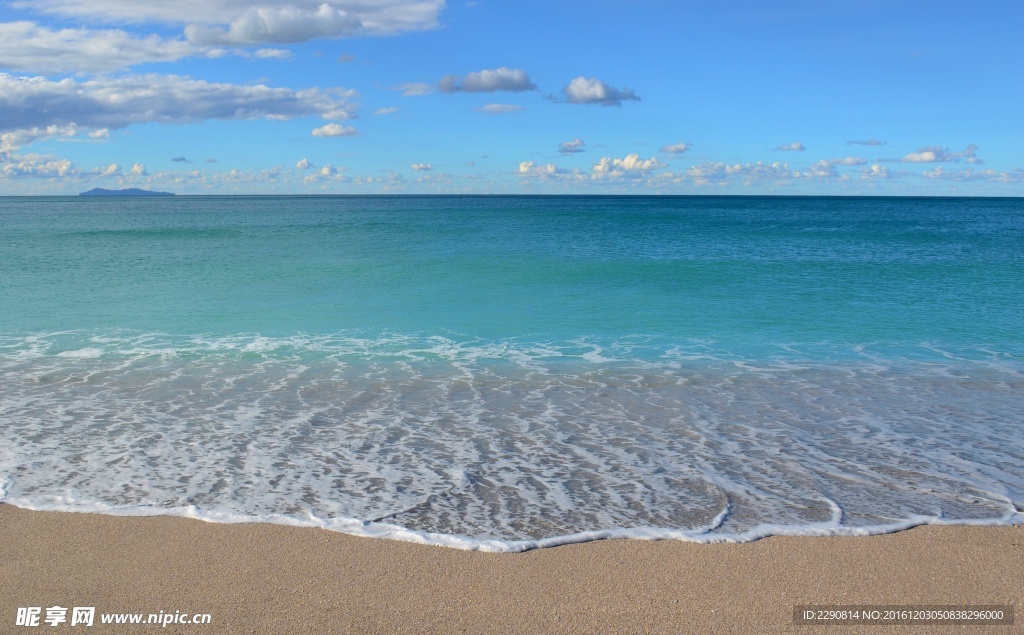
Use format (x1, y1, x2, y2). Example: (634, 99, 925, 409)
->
(1, 331, 1022, 551)
(55, 347, 104, 358)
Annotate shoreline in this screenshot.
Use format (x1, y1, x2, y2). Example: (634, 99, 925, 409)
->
(2, 504, 1020, 634)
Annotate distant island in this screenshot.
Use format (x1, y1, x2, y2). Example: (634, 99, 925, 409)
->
(79, 188, 175, 197)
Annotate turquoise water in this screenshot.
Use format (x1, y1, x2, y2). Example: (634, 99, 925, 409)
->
(1, 195, 1022, 549)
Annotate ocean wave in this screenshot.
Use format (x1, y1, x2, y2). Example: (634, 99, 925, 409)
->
(1, 329, 1022, 550)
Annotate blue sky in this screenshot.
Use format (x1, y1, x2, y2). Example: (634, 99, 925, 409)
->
(1, 0, 1021, 194)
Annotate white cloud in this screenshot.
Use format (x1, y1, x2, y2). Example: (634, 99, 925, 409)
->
(518, 161, 563, 177)
(391, 82, 433, 96)
(0, 74, 357, 142)
(100, 163, 121, 176)
(439, 68, 536, 93)
(88, 129, 110, 139)
(562, 76, 639, 106)
(592, 154, 664, 177)
(130, 162, 147, 176)
(921, 166, 1024, 182)
(352, 172, 405, 186)
(796, 161, 838, 179)
(0, 152, 75, 179)
(901, 144, 978, 163)
(848, 139, 886, 146)
(303, 163, 348, 184)
(296, 157, 312, 169)
(517, 153, 666, 183)
(253, 48, 292, 60)
(411, 163, 432, 171)
(776, 142, 805, 151)
(216, 166, 287, 185)
(795, 157, 867, 179)
(311, 123, 357, 137)
(860, 164, 891, 180)
(686, 161, 792, 185)
(902, 148, 943, 162)
(0, 2, 443, 74)
(660, 142, 691, 154)
(829, 157, 867, 166)
(477, 104, 522, 114)
(184, 5, 362, 45)
(558, 138, 585, 154)
(15, 1, 446, 45)
(0, 124, 79, 152)
(416, 172, 454, 184)
(374, 107, 398, 115)
(0, 22, 197, 74)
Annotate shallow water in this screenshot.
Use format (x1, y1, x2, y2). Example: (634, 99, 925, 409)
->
(1, 195, 1021, 550)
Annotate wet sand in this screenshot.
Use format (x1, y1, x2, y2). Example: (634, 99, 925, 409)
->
(0, 504, 1020, 634)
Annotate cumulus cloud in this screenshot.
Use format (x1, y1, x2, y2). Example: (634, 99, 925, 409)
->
(303, 163, 348, 184)
(0, 2, 443, 75)
(860, 164, 891, 180)
(0, 22, 197, 74)
(391, 82, 433, 96)
(13, 1, 445, 45)
(130, 162, 147, 176)
(901, 144, 978, 163)
(561, 76, 639, 106)
(311, 123, 356, 137)
(0, 124, 79, 152)
(411, 163, 432, 171)
(477, 104, 522, 114)
(184, 5, 361, 45)
(776, 142, 805, 151)
(660, 142, 691, 154)
(848, 139, 886, 146)
(0, 152, 75, 179)
(439, 68, 536, 93)
(592, 154, 664, 178)
(295, 157, 312, 169)
(88, 129, 110, 139)
(518, 161, 563, 177)
(0, 73, 357, 142)
(558, 138, 585, 154)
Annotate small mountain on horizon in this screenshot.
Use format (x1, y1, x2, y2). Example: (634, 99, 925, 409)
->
(80, 188, 175, 197)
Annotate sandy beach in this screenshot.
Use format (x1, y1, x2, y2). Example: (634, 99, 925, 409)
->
(0, 504, 1019, 634)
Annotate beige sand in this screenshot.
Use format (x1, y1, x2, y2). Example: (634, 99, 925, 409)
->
(0, 504, 1020, 634)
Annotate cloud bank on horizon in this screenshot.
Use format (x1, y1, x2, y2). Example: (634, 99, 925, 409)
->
(0, 0, 1021, 194)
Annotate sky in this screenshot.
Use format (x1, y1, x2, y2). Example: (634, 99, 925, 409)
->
(1, 0, 1022, 195)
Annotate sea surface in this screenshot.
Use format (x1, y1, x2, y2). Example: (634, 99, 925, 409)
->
(1, 195, 1021, 550)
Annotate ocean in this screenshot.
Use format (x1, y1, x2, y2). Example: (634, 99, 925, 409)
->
(1, 195, 1021, 550)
